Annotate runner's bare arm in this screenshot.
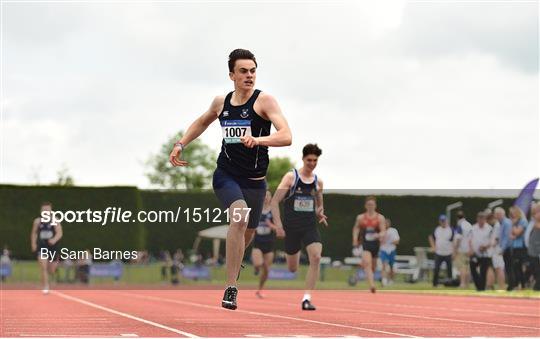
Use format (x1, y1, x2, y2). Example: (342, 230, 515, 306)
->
(352, 215, 362, 247)
(270, 172, 294, 229)
(30, 218, 39, 252)
(49, 223, 63, 246)
(243, 94, 291, 148)
(428, 234, 436, 252)
(377, 214, 386, 239)
(266, 217, 278, 230)
(512, 224, 525, 236)
(315, 178, 328, 227)
(169, 96, 224, 166)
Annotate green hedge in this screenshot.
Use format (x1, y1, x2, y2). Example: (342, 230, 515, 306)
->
(140, 190, 223, 255)
(320, 194, 514, 258)
(0, 185, 145, 259)
(1, 185, 515, 260)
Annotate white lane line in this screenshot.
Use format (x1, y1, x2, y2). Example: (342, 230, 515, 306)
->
(120, 334, 138, 337)
(381, 291, 540, 310)
(52, 291, 199, 338)
(314, 295, 540, 317)
(18, 335, 130, 337)
(119, 292, 419, 338)
(258, 298, 540, 332)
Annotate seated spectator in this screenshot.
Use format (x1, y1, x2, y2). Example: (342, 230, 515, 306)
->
(161, 250, 172, 281)
(76, 250, 92, 284)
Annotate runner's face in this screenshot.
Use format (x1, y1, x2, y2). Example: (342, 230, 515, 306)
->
(365, 200, 376, 212)
(302, 155, 318, 171)
(535, 210, 540, 222)
(477, 216, 486, 225)
(229, 59, 256, 91)
(41, 205, 51, 213)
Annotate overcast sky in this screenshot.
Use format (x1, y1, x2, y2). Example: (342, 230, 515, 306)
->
(2, 0, 538, 191)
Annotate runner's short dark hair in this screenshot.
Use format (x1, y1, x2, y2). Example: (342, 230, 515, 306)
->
(228, 49, 257, 72)
(302, 143, 322, 157)
(365, 196, 377, 203)
(41, 201, 52, 207)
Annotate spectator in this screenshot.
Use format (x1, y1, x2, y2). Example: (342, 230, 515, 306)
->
(526, 205, 540, 291)
(160, 251, 172, 281)
(76, 250, 92, 284)
(454, 210, 473, 288)
(171, 249, 185, 285)
(0, 246, 11, 282)
(380, 218, 400, 286)
(508, 206, 528, 290)
(525, 202, 539, 287)
(61, 258, 76, 283)
(469, 211, 493, 291)
(525, 202, 538, 250)
(174, 249, 185, 264)
(429, 214, 454, 287)
(494, 207, 513, 290)
(485, 209, 505, 290)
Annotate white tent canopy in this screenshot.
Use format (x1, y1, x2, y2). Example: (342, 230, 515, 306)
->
(192, 225, 229, 262)
(197, 225, 229, 240)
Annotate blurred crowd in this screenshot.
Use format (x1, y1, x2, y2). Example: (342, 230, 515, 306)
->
(429, 202, 540, 291)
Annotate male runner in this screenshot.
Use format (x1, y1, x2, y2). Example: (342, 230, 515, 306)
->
(271, 144, 328, 310)
(352, 196, 386, 293)
(251, 190, 284, 298)
(169, 49, 292, 310)
(30, 202, 63, 294)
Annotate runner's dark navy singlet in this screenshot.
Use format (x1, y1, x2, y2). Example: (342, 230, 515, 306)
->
(283, 169, 318, 230)
(254, 210, 275, 243)
(216, 90, 272, 178)
(36, 220, 56, 249)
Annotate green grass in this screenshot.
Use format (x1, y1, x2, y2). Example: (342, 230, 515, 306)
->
(3, 261, 538, 298)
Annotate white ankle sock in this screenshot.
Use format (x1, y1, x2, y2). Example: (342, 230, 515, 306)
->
(302, 293, 311, 301)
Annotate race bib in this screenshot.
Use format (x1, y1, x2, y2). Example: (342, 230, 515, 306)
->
(365, 227, 377, 241)
(39, 230, 53, 240)
(294, 196, 314, 212)
(221, 120, 251, 144)
(256, 225, 272, 235)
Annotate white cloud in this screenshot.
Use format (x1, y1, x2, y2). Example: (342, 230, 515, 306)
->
(2, 1, 538, 190)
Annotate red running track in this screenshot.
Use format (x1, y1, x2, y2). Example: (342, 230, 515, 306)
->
(1, 289, 539, 337)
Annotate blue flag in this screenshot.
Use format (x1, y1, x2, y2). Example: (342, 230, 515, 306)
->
(514, 178, 539, 216)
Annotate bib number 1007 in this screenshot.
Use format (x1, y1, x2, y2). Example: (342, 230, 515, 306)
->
(225, 127, 247, 138)
(222, 120, 252, 144)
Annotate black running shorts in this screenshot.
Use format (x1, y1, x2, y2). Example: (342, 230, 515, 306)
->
(284, 227, 321, 255)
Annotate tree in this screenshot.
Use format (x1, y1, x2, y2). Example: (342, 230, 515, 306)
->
(145, 131, 217, 190)
(52, 165, 74, 186)
(266, 156, 296, 191)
